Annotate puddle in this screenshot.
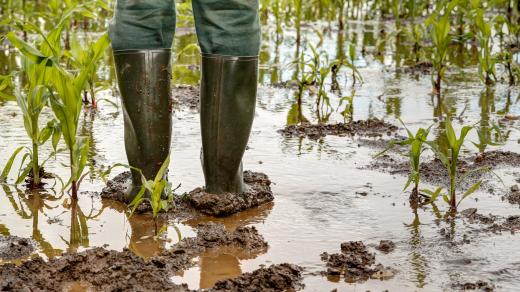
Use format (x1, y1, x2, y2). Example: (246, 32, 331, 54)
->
(1, 13, 520, 291)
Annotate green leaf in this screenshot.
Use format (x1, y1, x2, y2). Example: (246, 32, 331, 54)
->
(461, 181, 482, 202)
(0, 147, 25, 182)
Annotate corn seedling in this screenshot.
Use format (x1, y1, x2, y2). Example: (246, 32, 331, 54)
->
(128, 155, 175, 235)
(6, 32, 63, 188)
(337, 91, 354, 122)
(425, 118, 493, 212)
(426, 0, 457, 95)
(65, 33, 110, 108)
(475, 11, 496, 85)
(376, 119, 432, 208)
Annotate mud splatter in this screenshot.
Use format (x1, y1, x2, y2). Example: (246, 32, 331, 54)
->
(279, 118, 398, 139)
(504, 185, 520, 206)
(320, 241, 394, 283)
(0, 236, 34, 260)
(186, 171, 274, 217)
(210, 263, 304, 291)
(0, 223, 267, 291)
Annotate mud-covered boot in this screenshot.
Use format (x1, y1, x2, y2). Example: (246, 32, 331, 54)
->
(199, 54, 258, 194)
(186, 54, 274, 217)
(112, 49, 173, 203)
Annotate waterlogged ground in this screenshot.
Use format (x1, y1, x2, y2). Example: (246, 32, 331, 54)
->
(1, 20, 520, 291)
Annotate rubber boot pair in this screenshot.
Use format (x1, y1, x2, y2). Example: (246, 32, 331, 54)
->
(113, 50, 257, 201)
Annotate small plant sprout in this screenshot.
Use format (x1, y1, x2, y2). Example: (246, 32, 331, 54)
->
(426, 118, 495, 212)
(65, 33, 110, 108)
(376, 119, 432, 208)
(426, 0, 457, 95)
(6, 33, 62, 189)
(128, 155, 175, 235)
(475, 11, 497, 86)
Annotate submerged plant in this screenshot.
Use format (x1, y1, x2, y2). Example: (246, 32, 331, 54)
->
(426, 118, 489, 212)
(6, 33, 62, 188)
(128, 155, 174, 234)
(426, 0, 457, 95)
(376, 119, 432, 208)
(475, 11, 496, 85)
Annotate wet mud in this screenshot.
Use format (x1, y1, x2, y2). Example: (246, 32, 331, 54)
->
(279, 118, 398, 139)
(375, 240, 395, 254)
(320, 241, 394, 283)
(0, 235, 34, 261)
(172, 85, 200, 110)
(451, 280, 495, 291)
(210, 263, 304, 291)
(371, 150, 520, 189)
(461, 208, 520, 234)
(505, 185, 520, 206)
(0, 222, 267, 291)
(186, 171, 274, 217)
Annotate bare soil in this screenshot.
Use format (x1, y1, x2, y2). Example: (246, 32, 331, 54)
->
(186, 171, 274, 217)
(172, 85, 199, 110)
(375, 240, 395, 254)
(320, 241, 394, 283)
(0, 222, 269, 291)
(279, 118, 398, 139)
(461, 208, 520, 234)
(210, 263, 304, 291)
(451, 280, 495, 291)
(0, 235, 35, 260)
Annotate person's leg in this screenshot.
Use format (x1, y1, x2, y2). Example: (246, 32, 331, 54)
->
(108, 0, 175, 202)
(192, 0, 261, 194)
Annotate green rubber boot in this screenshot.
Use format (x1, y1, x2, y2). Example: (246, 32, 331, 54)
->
(113, 49, 173, 202)
(200, 54, 258, 194)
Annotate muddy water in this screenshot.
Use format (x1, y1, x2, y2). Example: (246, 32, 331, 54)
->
(1, 20, 520, 291)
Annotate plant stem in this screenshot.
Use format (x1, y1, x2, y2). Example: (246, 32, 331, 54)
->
(70, 151, 78, 200)
(32, 142, 40, 187)
(450, 164, 457, 210)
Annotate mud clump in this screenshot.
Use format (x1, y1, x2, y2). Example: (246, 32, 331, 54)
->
(452, 280, 495, 291)
(473, 151, 520, 168)
(279, 118, 398, 139)
(0, 236, 35, 260)
(320, 241, 394, 283)
(461, 208, 520, 233)
(0, 223, 267, 291)
(172, 84, 199, 110)
(375, 240, 395, 253)
(210, 263, 304, 291)
(505, 185, 520, 206)
(186, 171, 274, 217)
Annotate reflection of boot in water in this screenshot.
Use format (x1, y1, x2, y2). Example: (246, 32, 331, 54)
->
(199, 251, 242, 289)
(128, 213, 167, 258)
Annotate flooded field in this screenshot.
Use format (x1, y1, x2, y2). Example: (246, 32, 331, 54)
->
(2, 1, 520, 291)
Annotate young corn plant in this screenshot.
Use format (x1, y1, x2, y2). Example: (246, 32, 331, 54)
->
(128, 155, 174, 235)
(6, 34, 62, 188)
(65, 33, 110, 108)
(475, 11, 496, 86)
(426, 0, 457, 95)
(376, 119, 432, 208)
(426, 118, 490, 212)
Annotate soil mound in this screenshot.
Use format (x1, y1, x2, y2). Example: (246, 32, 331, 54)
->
(186, 171, 274, 217)
(320, 241, 394, 283)
(210, 263, 304, 291)
(279, 118, 398, 139)
(0, 236, 34, 260)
